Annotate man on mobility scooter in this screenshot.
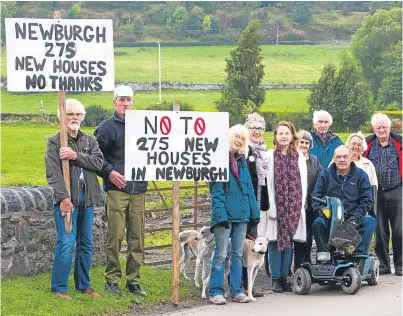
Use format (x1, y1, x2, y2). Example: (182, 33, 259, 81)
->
(294, 145, 379, 295)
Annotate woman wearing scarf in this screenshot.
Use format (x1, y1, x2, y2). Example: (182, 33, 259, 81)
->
(208, 124, 260, 305)
(243, 113, 269, 296)
(258, 121, 307, 293)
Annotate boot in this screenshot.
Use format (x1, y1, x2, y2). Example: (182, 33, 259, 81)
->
(272, 279, 283, 293)
(280, 277, 292, 292)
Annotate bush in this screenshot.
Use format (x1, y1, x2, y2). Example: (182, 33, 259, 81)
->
(84, 104, 113, 126)
(146, 101, 194, 111)
(260, 111, 312, 132)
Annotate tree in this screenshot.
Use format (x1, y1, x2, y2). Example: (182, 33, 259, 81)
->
(202, 15, 212, 32)
(308, 54, 374, 132)
(166, 6, 188, 32)
(215, 19, 265, 126)
(293, 2, 312, 25)
(67, 3, 81, 19)
(350, 8, 402, 107)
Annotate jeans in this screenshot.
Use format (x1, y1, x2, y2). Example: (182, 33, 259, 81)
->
(51, 190, 94, 292)
(209, 222, 247, 297)
(268, 242, 292, 280)
(312, 216, 376, 256)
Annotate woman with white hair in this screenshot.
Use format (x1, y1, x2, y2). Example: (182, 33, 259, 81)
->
(346, 131, 378, 187)
(208, 124, 260, 305)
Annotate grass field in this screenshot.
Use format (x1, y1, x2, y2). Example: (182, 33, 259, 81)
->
(1, 260, 199, 316)
(1, 88, 311, 114)
(1, 123, 354, 187)
(1, 44, 345, 84)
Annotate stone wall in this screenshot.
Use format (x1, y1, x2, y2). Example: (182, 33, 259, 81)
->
(1, 186, 107, 277)
(1, 208, 107, 276)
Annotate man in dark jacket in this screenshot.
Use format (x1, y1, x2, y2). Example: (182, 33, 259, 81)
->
(364, 113, 402, 276)
(312, 145, 376, 257)
(94, 85, 148, 296)
(46, 98, 103, 299)
(309, 110, 343, 168)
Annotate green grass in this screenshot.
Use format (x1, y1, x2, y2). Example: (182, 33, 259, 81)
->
(1, 261, 199, 316)
(1, 123, 355, 187)
(0, 88, 311, 114)
(1, 44, 345, 84)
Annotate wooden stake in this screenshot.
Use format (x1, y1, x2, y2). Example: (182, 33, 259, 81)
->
(58, 91, 72, 233)
(172, 102, 180, 306)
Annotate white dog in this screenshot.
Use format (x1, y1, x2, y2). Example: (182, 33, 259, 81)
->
(179, 226, 214, 288)
(243, 236, 269, 301)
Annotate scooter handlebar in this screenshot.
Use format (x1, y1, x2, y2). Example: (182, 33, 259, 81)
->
(312, 196, 327, 205)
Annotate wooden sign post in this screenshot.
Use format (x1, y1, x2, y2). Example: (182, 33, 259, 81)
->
(172, 102, 180, 306)
(58, 91, 72, 232)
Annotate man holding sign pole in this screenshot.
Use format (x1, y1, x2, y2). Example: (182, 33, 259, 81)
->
(45, 99, 103, 299)
(94, 85, 148, 296)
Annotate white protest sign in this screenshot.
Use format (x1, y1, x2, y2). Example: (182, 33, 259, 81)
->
(5, 18, 114, 92)
(125, 111, 229, 182)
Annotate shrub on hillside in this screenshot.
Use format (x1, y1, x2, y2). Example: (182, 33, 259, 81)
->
(146, 101, 194, 111)
(84, 105, 113, 126)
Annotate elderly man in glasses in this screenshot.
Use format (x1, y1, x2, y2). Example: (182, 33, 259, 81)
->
(311, 145, 376, 259)
(45, 98, 104, 299)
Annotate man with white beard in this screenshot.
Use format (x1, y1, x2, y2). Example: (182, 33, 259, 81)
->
(45, 99, 104, 300)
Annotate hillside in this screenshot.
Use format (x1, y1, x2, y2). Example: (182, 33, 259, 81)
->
(1, 1, 401, 45)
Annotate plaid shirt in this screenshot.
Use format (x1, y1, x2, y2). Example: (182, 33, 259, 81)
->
(369, 136, 401, 190)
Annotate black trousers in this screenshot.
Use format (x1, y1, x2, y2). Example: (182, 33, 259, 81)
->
(375, 186, 402, 273)
(293, 212, 316, 271)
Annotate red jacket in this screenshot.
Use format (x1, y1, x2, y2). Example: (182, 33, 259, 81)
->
(364, 131, 402, 178)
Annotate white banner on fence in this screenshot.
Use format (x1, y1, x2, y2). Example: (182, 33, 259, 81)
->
(125, 111, 229, 182)
(5, 18, 114, 92)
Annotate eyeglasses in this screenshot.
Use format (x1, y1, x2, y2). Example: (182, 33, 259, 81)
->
(66, 112, 84, 118)
(374, 126, 389, 131)
(234, 134, 246, 142)
(249, 127, 265, 133)
(335, 155, 350, 160)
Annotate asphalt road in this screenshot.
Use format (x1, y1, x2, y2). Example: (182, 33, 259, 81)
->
(163, 274, 402, 316)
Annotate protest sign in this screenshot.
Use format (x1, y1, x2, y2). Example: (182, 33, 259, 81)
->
(125, 111, 229, 182)
(5, 18, 114, 92)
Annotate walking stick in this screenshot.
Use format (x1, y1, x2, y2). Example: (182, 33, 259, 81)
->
(58, 91, 73, 233)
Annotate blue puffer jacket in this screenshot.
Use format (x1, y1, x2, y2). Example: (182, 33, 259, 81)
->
(209, 154, 259, 230)
(309, 129, 343, 168)
(311, 162, 372, 221)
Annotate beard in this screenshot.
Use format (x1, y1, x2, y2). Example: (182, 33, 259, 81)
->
(68, 122, 81, 131)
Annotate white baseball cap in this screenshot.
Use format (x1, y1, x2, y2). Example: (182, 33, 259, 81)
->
(114, 85, 133, 99)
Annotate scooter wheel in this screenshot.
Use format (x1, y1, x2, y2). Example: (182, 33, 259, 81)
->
(367, 257, 380, 286)
(341, 267, 361, 294)
(293, 268, 311, 295)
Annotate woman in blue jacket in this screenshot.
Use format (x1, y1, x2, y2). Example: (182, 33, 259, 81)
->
(208, 124, 260, 305)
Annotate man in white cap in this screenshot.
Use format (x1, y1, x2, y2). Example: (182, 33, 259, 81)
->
(94, 85, 148, 296)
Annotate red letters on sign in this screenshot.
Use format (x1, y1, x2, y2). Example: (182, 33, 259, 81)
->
(160, 116, 172, 135)
(194, 117, 206, 136)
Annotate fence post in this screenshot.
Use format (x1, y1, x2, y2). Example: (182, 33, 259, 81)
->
(193, 181, 198, 230)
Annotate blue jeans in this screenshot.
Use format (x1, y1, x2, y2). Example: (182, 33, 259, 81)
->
(51, 190, 94, 292)
(313, 216, 376, 256)
(209, 222, 247, 297)
(268, 242, 292, 280)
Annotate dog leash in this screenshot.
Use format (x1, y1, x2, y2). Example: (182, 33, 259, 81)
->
(246, 234, 256, 241)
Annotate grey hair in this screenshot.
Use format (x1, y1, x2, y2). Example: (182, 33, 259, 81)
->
(371, 113, 391, 128)
(298, 129, 313, 148)
(57, 99, 86, 121)
(346, 131, 368, 153)
(245, 112, 266, 129)
(313, 110, 333, 126)
(333, 144, 352, 158)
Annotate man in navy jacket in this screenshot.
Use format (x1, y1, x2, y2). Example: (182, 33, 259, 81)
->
(311, 145, 376, 257)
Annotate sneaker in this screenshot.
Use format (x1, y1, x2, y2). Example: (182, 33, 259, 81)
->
(272, 279, 283, 293)
(54, 291, 72, 300)
(105, 282, 122, 296)
(209, 295, 226, 305)
(126, 283, 147, 296)
(231, 293, 250, 303)
(81, 288, 101, 297)
(279, 277, 292, 292)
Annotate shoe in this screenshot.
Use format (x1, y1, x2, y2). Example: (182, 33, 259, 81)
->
(209, 295, 226, 305)
(395, 271, 402, 276)
(126, 283, 147, 296)
(105, 283, 122, 296)
(54, 291, 72, 300)
(232, 293, 250, 303)
(81, 288, 101, 297)
(244, 289, 264, 297)
(272, 279, 283, 293)
(379, 268, 391, 275)
(279, 277, 293, 292)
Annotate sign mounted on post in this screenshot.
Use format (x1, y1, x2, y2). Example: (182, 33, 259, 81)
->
(125, 111, 229, 182)
(5, 18, 114, 92)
